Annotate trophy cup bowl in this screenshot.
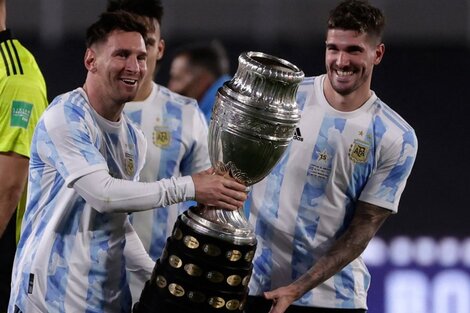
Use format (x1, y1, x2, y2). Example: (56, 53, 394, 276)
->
(184, 51, 304, 244)
(134, 52, 304, 313)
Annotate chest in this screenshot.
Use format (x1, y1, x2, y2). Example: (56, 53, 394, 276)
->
(97, 127, 140, 180)
(127, 101, 190, 167)
(290, 104, 378, 185)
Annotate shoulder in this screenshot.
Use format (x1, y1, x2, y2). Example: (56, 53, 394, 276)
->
(45, 89, 91, 123)
(295, 75, 321, 109)
(372, 98, 418, 150)
(299, 76, 316, 87)
(0, 40, 46, 97)
(0, 33, 44, 77)
(50, 88, 86, 109)
(373, 98, 415, 134)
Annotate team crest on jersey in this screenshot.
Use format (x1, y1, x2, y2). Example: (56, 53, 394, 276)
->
(153, 126, 171, 148)
(125, 152, 135, 176)
(349, 139, 370, 163)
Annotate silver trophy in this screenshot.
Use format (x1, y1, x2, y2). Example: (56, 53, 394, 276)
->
(134, 52, 304, 313)
(183, 51, 304, 245)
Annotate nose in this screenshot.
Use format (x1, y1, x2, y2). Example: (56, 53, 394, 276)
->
(336, 51, 350, 67)
(125, 56, 140, 73)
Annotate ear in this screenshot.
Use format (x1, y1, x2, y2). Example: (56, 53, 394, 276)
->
(156, 38, 165, 61)
(374, 43, 385, 65)
(84, 48, 98, 73)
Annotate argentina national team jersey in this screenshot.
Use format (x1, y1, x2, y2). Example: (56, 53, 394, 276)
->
(123, 83, 210, 303)
(9, 88, 147, 313)
(246, 75, 417, 309)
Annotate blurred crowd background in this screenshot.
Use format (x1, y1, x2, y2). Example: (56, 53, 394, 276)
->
(7, 1, 470, 312)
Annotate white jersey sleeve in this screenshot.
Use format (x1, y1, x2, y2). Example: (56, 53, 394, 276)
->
(358, 112, 417, 212)
(73, 170, 194, 213)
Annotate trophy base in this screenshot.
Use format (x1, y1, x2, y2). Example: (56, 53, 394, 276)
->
(133, 279, 202, 313)
(134, 209, 256, 313)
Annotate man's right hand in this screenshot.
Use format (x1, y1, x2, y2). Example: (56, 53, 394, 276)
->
(191, 168, 247, 211)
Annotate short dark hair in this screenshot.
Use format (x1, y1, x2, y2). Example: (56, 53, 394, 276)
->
(86, 10, 148, 48)
(107, 0, 164, 25)
(328, 0, 385, 42)
(173, 40, 230, 78)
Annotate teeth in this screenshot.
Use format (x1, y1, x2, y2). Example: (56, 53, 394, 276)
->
(336, 70, 353, 76)
(122, 79, 137, 85)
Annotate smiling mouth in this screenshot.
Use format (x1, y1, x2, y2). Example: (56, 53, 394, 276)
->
(336, 69, 353, 77)
(121, 78, 137, 86)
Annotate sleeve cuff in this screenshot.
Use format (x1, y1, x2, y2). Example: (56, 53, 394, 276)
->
(179, 175, 195, 201)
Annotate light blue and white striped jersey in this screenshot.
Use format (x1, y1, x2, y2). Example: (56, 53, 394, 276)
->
(9, 88, 147, 313)
(124, 83, 210, 302)
(246, 75, 417, 309)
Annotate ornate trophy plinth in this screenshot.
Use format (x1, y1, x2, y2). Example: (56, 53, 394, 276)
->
(134, 52, 304, 313)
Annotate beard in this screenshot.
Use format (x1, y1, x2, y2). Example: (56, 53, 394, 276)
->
(327, 67, 369, 96)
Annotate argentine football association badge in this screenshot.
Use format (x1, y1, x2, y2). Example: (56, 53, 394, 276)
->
(349, 139, 370, 163)
(124, 152, 135, 176)
(153, 126, 171, 148)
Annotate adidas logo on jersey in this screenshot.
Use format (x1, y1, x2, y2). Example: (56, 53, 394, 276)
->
(293, 127, 303, 142)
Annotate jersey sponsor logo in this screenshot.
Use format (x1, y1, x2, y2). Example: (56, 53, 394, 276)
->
(10, 100, 33, 128)
(293, 127, 304, 142)
(349, 139, 370, 163)
(152, 126, 171, 148)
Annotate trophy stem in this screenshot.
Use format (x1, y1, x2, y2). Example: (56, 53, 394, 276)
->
(183, 206, 256, 245)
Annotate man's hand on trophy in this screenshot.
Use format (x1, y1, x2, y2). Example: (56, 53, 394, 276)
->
(192, 168, 247, 210)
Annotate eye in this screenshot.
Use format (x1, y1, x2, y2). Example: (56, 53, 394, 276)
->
(347, 46, 364, 54)
(115, 50, 129, 58)
(146, 38, 156, 47)
(326, 44, 338, 52)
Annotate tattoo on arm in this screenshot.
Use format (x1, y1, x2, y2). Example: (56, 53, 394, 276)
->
(292, 201, 392, 296)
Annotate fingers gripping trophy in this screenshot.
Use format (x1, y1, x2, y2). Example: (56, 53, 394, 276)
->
(134, 52, 304, 313)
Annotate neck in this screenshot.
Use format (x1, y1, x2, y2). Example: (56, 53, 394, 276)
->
(323, 77, 372, 112)
(83, 83, 123, 122)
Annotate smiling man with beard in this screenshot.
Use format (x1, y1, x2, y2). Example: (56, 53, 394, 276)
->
(245, 1, 418, 312)
(8, 11, 247, 313)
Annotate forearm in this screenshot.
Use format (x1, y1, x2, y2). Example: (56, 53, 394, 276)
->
(73, 170, 194, 214)
(294, 225, 374, 295)
(0, 0, 5, 31)
(292, 201, 391, 296)
(0, 152, 29, 237)
(0, 190, 22, 237)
